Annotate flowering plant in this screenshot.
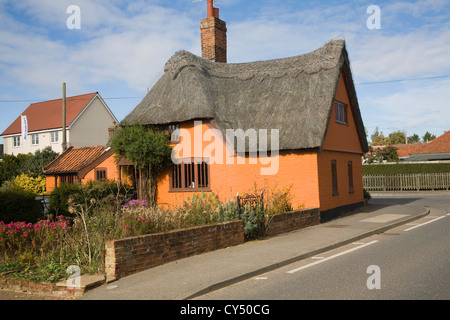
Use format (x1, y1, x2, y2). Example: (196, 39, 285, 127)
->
(122, 199, 149, 211)
(0, 216, 71, 254)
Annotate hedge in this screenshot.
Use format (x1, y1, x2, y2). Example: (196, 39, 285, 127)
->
(0, 189, 42, 223)
(363, 163, 450, 175)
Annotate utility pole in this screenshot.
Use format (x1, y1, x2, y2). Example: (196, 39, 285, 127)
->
(62, 82, 67, 151)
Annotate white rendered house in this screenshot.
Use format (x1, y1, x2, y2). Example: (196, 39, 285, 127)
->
(1, 92, 118, 156)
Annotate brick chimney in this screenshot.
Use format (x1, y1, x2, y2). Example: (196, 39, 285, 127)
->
(200, 0, 227, 63)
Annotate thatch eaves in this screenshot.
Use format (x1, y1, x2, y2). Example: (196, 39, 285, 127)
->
(123, 40, 368, 153)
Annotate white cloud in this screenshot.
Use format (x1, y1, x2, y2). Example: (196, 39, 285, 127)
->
(0, 0, 200, 96)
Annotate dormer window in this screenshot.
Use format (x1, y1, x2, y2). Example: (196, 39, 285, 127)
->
(335, 101, 348, 125)
(168, 124, 180, 142)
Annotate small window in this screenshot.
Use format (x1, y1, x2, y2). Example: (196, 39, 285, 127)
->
(60, 174, 77, 185)
(51, 131, 59, 143)
(168, 124, 180, 142)
(348, 161, 354, 193)
(95, 169, 107, 182)
(31, 134, 39, 145)
(335, 101, 348, 124)
(13, 136, 20, 147)
(331, 160, 338, 196)
(170, 160, 210, 192)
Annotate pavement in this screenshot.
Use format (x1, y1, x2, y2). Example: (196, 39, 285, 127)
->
(80, 200, 429, 300)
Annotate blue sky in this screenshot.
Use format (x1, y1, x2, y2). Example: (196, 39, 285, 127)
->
(1, 0, 449, 145)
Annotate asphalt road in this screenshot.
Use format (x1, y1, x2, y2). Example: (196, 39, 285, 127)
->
(195, 193, 450, 300)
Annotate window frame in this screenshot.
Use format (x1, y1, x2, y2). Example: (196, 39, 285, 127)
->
(13, 136, 21, 147)
(348, 161, 354, 193)
(335, 101, 348, 125)
(31, 133, 39, 146)
(51, 131, 59, 143)
(59, 174, 77, 185)
(331, 160, 339, 196)
(169, 159, 211, 192)
(95, 168, 107, 182)
(168, 124, 180, 143)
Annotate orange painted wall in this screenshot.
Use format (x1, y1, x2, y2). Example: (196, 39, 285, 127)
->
(321, 73, 363, 154)
(157, 121, 321, 210)
(317, 151, 364, 211)
(318, 72, 364, 212)
(81, 155, 120, 184)
(45, 154, 123, 194)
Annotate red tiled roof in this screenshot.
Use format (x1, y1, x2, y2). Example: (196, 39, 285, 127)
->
(1, 92, 97, 136)
(373, 131, 450, 157)
(413, 131, 450, 154)
(394, 144, 424, 157)
(43, 146, 111, 174)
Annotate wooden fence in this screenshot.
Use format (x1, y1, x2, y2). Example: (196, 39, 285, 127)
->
(363, 173, 450, 191)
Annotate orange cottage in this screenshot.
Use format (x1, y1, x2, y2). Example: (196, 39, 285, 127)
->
(122, 40, 369, 222)
(43, 146, 120, 193)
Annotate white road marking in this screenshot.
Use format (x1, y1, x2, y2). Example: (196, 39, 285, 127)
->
(255, 277, 268, 280)
(287, 240, 379, 274)
(404, 216, 446, 232)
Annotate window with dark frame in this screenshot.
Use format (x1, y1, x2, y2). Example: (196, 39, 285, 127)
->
(348, 161, 354, 193)
(335, 101, 348, 124)
(60, 174, 76, 185)
(95, 169, 107, 182)
(170, 160, 210, 192)
(331, 160, 338, 195)
(168, 124, 180, 142)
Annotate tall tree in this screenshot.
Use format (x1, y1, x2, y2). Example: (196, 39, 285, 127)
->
(407, 134, 420, 144)
(370, 127, 390, 146)
(388, 131, 407, 145)
(422, 131, 436, 143)
(110, 124, 173, 206)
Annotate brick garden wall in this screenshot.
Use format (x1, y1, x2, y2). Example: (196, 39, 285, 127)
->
(105, 221, 244, 279)
(105, 208, 320, 280)
(267, 208, 320, 236)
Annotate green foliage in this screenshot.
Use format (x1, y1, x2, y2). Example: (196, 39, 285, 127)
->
(48, 183, 82, 218)
(0, 154, 31, 185)
(48, 180, 133, 218)
(363, 162, 450, 175)
(0, 147, 59, 187)
(0, 189, 42, 223)
(366, 145, 399, 163)
(20, 147, 59, 178)
(110, 125, 172, 173)
(370, 127, 390, 146)
(407, 134, 420, 144)
(12, 174, 46, 196)
(238, 184, 297, 240)
(422, 131, 436, 143)
(388, 131, 407, 145)
(1, 183, 294, 283)
(110, 124, 173, 205)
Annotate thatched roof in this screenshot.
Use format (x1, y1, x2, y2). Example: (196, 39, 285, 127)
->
(123, 40, 368, 153)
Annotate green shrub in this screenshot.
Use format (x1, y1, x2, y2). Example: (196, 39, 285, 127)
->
(48, 183, 82, 218)
(0, 189, 42, 223)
